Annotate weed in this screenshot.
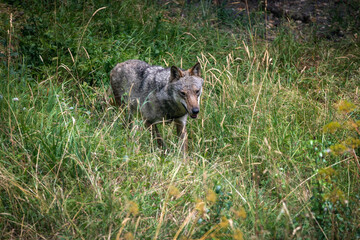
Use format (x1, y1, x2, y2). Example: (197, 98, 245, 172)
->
(310, 100, 360, 239)
(0, 0, 360, 239)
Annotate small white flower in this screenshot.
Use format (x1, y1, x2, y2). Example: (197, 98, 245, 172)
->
(12, 97, 19, 101)
(324, 148, 331, 153)
(309, 140, 314, 146)
(0, 94, 3, 100)
(319, 152, 323, 158)
(23, 107, 26, 110)
(56, 94, 60, 98)
(69, 107, 74, 110)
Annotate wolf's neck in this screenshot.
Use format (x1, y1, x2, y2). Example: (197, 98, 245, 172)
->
(156, 85, 186, 119)
(157, 85, 174, 103)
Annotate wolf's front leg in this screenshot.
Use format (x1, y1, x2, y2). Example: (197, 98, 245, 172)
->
(175, 119, 188, 154)
(146, 122, 166, 150)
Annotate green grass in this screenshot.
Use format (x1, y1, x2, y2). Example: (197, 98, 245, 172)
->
(1, 0, 360, 239)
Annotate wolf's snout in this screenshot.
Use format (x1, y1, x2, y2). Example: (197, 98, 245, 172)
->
(190, 107, 199, 118)
(192, 107, 199, 114)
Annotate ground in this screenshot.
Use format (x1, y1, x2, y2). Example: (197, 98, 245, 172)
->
(0, 0, 359, 239)
(184, 0, 359, 40)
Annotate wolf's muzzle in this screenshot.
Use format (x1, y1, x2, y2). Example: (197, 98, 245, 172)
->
(190, 107, 199, 119)
(181, 103, 199, 119)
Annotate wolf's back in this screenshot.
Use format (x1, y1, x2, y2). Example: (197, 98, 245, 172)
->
(110, 60, 148, 104)
(110, 60, 169, 106)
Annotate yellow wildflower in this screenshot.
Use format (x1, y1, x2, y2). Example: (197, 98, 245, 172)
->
(206, 189, 217, 204)
(323, 121, 341, 133)
(318, 167, 337, 182)
(124, 232, 134, 240)
(209, 233, 218, 239)
(330, 143, 348, 155)
(344, 137, 360, 149)
(233, 229, 244, 240)
(168, 185, 180, 198)
(356, 120, 360, 127)
(195, 198, 206, 215)
(233, 207, 247, 219)
(318, 167, 336, 177)
(219, 216, 229, 228)
(345, 120, 358, 130)
(324, 187, 346, 204)
(337, 100, 356, 113)
(127, 201, 139, 216)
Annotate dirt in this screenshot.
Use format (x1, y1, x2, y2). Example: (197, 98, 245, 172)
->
(182, 0, 359, 41)
(223, 0, 359, 40)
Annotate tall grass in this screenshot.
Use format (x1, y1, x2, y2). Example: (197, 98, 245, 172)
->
(1, 0, 359, 239)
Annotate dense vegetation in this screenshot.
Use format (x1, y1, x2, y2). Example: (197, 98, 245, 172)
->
(1, 0, 359, 239)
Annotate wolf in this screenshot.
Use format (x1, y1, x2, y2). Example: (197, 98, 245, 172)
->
(110, 60, 204, 152)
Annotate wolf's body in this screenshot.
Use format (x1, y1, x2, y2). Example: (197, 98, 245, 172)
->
(110, 60, 204, 152)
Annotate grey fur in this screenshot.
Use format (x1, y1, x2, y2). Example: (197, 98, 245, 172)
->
(110, 59, 204, 152)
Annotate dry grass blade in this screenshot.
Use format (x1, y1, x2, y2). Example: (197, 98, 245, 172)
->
(173, 209, 196, 240)
(76, 6, 107, 62)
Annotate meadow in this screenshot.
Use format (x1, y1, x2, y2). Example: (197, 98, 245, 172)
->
(1, 0, 359, 239)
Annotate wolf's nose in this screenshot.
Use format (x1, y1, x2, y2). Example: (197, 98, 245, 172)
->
(192, 108, 199, 114)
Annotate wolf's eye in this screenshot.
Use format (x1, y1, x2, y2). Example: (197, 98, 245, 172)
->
(196, 90, 200, 95)
(180, 91, 186, 96)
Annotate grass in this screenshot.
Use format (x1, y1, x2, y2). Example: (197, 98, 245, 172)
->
(1, 0, 360, 239)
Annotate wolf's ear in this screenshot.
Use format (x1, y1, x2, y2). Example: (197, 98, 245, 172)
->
(189, 62, 201, 77)
(170, 66, 183, 82)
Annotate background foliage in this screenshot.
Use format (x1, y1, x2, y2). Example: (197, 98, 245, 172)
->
(0, 0, 359, 239)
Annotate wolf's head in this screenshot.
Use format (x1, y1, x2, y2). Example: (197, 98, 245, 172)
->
(170, 62, 204, 119)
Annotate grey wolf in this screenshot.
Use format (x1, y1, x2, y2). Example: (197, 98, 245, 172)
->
(110, 60, 204, 152)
